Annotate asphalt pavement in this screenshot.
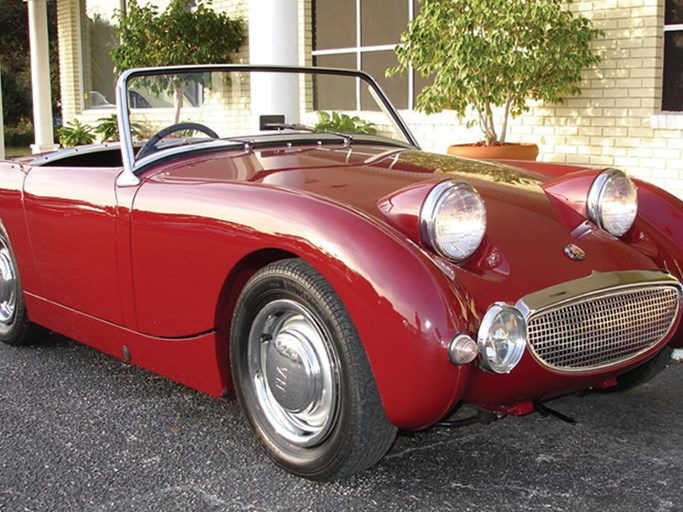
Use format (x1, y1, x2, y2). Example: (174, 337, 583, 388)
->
(1, 333, 682, 512)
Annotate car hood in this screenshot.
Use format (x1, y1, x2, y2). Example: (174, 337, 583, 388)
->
(153, 144, 660, 305)
(154, 144, 554, 212)
(250, 146, 569, 214)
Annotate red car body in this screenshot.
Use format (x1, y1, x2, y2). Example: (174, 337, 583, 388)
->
(1, 65, 681, 479)
(2, 145, 681, 423)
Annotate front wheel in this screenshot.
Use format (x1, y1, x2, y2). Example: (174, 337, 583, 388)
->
(230, 258, 397, 480)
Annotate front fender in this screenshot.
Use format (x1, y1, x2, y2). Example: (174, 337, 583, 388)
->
(132, 179, 475, 429)
(629, 179, 683, 347)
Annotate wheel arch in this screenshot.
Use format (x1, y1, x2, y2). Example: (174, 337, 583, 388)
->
(214, 247, 300, 394)
(211, 213, 477, 430)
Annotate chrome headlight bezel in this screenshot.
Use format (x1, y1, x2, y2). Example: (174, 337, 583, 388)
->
(419, 181, 487, 262)
(477, 303, 527, 374)
(586, 168, 638, 237)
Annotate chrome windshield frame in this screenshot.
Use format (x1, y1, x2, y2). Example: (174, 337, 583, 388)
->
(115, 64, 421, 188)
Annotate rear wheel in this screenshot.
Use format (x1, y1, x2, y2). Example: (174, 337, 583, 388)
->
(230, 258, 397, 480)
(0, 224, 45, 346)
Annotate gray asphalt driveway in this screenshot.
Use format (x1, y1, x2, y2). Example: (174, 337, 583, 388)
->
(1, 334, 681, 512)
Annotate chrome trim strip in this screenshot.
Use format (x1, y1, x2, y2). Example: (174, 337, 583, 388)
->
(30, 142, 122, 167)
(515, 269, 682, 319)
(116, 68, 138, 187)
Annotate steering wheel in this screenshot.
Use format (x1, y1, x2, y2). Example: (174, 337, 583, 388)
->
(137, 122, 219, 159)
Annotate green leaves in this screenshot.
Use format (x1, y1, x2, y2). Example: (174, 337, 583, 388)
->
(112, 0, 246, 72)
(59, 120, 95, 147)
(388, 0, 603, 144)
(314, 111, 378, 135)
(94, 114, 144, 142)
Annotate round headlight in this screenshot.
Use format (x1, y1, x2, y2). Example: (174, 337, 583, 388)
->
(477, 303, 526, 374)
(420, 181, 486, 261)
(587, 169, 638, 237)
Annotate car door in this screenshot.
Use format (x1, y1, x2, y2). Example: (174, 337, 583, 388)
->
(23, 164, 124, 325)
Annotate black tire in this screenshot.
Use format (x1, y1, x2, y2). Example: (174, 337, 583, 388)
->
(230, 258, 397, 480)
(0, 223, 46, 346)
(595, 347, 673, 393)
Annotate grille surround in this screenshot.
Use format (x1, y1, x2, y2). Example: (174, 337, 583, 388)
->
(517, 271, 682, 373)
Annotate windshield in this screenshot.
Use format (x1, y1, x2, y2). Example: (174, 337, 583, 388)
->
(116, 65, 417, 175)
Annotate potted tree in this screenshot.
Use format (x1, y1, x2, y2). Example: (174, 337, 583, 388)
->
(388, 0, 603, 160)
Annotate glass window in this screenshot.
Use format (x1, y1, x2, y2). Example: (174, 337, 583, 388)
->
(312, 0, 419, 111)
(663, 0, 683, 112)
(360, 0, 408, 47)
(82, 0, 120, 110)
(313, 54, 357, 110)
(313, 1, 356, 50)
(361, 51, 407, 110)
(665, 0, 683, 24)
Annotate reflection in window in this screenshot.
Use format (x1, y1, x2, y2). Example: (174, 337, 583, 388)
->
(663, 0, 683, 111)
(81, 3, 118, 110)
(312, 0, 431, 111)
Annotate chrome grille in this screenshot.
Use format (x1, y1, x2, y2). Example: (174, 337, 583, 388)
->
(527, 286, 681, 371)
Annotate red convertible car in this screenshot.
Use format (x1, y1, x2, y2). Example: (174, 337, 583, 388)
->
(1, 65, 682, 480)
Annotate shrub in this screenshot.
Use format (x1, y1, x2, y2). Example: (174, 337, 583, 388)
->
(59, 119, 95, 147)
(315, 111, 377, 135)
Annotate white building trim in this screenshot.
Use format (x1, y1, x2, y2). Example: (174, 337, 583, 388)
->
(27, 0, 58, 154)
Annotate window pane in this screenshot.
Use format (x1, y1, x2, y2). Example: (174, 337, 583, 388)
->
(313, 54, 357, 110)
(361, 51, 407, 110)
(360, 0, 408, 47)
(665, 0, 683, 25)
(663, 31, 683, 112)
(313, 1, 356, 50)
(82, 1, 119, 109)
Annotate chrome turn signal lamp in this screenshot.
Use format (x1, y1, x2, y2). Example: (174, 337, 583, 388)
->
(447, 334, 479, 365)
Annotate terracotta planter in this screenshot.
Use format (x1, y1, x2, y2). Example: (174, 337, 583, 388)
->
(447, 142, 539, 161)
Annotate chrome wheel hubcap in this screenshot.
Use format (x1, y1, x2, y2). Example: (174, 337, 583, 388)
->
(0, 241, 17, 325)
(247, 299, 340, 448)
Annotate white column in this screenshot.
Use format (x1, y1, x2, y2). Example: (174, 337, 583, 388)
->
(27, 0, 59, 154)
(248, 0, 300, 130)
(0, 76, 5, 160)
